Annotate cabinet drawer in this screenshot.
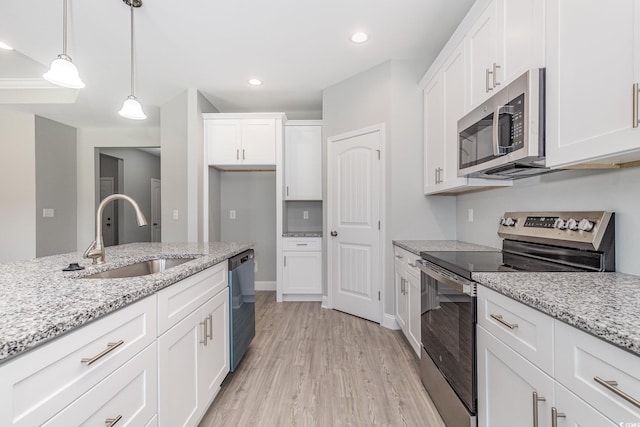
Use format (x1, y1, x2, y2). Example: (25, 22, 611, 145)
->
(0, 296, 156, 427)
(477, 286, 554, 375)
(157, 262, 227, 335)
(283, 238, 321, 251)
(393, 246, 420, 277)
(555, 320, 640, 424)
(43, 342, 157, 427)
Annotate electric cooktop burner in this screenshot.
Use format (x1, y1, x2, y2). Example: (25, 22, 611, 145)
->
(420, 250, 585, 280)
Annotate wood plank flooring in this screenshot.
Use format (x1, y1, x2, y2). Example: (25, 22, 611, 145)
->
(199, 291, 446, 427)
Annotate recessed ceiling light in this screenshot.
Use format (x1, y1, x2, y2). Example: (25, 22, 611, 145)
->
(350, 32, 369, 44)
(248, 78, 263, 86)
(0, 42, 14, 50)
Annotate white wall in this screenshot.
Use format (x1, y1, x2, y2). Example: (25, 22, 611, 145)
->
(456, 167, 640, 275)
(0, 109, 35, 261)
(99, 148, 161, 244)
(322, 60, 456, 322)
(35, 116, 77, 257)
(77, 127, 160, 250)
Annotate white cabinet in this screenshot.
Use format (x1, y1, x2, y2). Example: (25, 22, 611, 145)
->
(157, 264, 230, 427)
(545, 0, 640, 168)
(423, 41, 512, 195)
(466, 0, 545, 109)
(477, 286, 639, 427)
(282, 237, 322, 296)
(285, 121, 322, 200)
(204, 114, 285, 170)
(392, 246, 421, 357)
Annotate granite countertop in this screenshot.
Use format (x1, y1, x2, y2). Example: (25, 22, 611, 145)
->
(392, 240, 498, 255)
(473, 272, 640, 357)
(283, 232, 323, 237)
(0, 242, 253, 363)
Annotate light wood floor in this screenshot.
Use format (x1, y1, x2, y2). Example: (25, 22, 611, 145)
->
(199, 291, 446, 427)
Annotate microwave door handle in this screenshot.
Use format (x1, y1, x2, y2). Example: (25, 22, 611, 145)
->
(492, 105, 502, 156)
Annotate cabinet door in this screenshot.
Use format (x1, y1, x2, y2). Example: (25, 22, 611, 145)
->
(553, 383, 617, 427)
(497, 0, 545, 86)
(241, 119, 276, 165)
(206, 119, 242, 166)
(424, 74, 444, 190)
(442, 41, 467, 184)
(406, 271, 421, 357)
(477, 326, 554, 427)
(158, 308, 201, 427)
(283, 251, 322, 294)
(393, 259, 407, 334)
(546, 0, 640, 167)
(198, 288, 230, 410)
(466, 0, 498, 108)
(285, 125, 322, 200)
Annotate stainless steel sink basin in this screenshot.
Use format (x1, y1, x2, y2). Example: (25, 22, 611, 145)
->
(81, 257, 198, 279)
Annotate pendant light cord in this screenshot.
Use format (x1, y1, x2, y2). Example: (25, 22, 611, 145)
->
(62, 0, 68, 57)
(130, 2, 135, 96)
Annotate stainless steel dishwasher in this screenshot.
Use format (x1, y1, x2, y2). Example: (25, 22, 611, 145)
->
(228, 249, 255, 371)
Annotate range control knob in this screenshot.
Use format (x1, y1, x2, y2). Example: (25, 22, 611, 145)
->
(578, 219, 595, 232)
(566, 218, 578, 231)
(504, 217, 516, 227)
(553, 218, 566, 229)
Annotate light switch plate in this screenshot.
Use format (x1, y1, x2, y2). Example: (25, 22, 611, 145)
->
(303, 210, 309, 220)
(43, 208, 54, 218)
(468, 208, 474, 222)
(172, 209, 179, 220)
(230, 210, 236, 219)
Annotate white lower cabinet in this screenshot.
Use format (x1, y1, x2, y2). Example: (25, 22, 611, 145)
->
(392, 245, 421, 357)
(282, 237, 322, 297)
(478, 286, 637, 427)
(394, 259, 408, 333)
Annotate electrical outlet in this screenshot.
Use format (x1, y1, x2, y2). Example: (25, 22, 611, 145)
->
(42, 208, 55, 218)
(172, 209, 179, 220)
(468, 208, 474, 222)
(303, 210, 309, 220)
(230, 210, 236, 219)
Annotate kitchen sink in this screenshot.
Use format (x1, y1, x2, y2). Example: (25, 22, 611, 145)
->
(80, 257, 199, 279)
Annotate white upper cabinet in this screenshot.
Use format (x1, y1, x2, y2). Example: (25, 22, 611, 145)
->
(545, 0, 640, 168)
(284, 122, 322, 200)
(467, 0, 545, 109)
(204, 113, 285, 170)
(424, 72, 444, 190)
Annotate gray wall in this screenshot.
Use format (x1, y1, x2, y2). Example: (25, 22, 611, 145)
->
(99, 148, 161, 244)
(0, 108, 36, 261)
(220, 172, 276, 282)
(35, 116, 77, 257)
(322, 60, 456, 320)
(456, 167, 640, 275)
(284, 201, 322, 233)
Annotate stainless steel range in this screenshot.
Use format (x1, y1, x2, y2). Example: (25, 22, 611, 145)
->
(416, 211, 615, 427)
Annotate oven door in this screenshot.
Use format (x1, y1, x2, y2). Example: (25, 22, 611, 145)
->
(418, 259, 477, 414)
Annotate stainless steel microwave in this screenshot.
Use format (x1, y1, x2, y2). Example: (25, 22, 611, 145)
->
(457, 69, 547, 179)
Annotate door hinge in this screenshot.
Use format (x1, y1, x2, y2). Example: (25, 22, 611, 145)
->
(376, 149, 381, 160)
(378, 291, 381, 301)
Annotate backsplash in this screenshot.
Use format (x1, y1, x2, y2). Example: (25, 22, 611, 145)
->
(455, 167, 640, 275)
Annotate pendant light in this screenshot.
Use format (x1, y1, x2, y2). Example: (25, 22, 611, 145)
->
(43, 0, 85, 89)
(118, 0, 146, 120)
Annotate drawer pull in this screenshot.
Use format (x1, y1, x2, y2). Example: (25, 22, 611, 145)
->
(395, 254, 403, 259)
(296, 243, 308, 246)
(532, 391, 546, 427)
(408, 262, 417, 268)
(105, 415, 123, 427)
(594, 376, 640, 408)
(551, 407, 566, 427)
(207, 314, 213, 340)
(490, 314, 518, 330)
(81, 340, 124, 365)
(200, 319, 208, 346)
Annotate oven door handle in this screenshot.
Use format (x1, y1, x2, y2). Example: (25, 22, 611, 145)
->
(416, 259, 476, 296)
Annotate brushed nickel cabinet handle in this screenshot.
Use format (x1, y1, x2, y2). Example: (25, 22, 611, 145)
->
(486, 68, 493, 92)
(594, 376, 640, 408)
(408, 262, 417, 268)
(490, 314, 518, 330)
(395, 254, 403, 259)
(236, 148, 240, 160)
(551, 407, 566, 427)
(532, 391, 546, 427)
(207, 314, 213, 340)
(105, 415, 123, 427)
(284, 255, 287, 267)
(492, 62, 501, 87)
(633, 83, 639, 128)
(242, 149, 245, 160)
(200, 319, 208, 346)
(81, 340, 124, 365)
(286, 186, 289, 196)
(296, 243, 308, 246)
(401, 278, 406, 295)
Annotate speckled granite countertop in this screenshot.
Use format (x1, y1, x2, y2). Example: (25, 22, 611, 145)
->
(0, 242, 252, 363)
(392, 240, 498, 255)
(473, 272, 640, 356)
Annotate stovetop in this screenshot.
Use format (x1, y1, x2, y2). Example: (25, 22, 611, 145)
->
(420, 250, 586, 280)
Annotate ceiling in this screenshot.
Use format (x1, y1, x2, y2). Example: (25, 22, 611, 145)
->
(0, 0, 474, 129)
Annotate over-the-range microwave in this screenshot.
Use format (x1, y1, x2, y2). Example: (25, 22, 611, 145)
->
(457, 68, 550, 179)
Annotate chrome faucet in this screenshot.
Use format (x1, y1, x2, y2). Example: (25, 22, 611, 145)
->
(83, 194, 148, 264)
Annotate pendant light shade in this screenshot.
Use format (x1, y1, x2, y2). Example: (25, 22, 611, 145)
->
(43, 0, 85, 89)
(119, 0, 146, 120)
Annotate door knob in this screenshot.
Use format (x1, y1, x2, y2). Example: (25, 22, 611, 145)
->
(330, 231, 338, 237)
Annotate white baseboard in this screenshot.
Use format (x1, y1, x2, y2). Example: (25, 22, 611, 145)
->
(255, 281, 276, 291)
(321, 296, 330, 309)
(381, 313, 400, 330)
(282, 294, 323, 302)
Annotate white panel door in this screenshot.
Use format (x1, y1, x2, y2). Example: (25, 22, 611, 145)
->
(328, 127, 381, 323)
(283, 251, 322, 294)
(466, 0, 498, 108)
(284, 125, 322, 200)
(206, 119, 242, 166)
(442, 41, 466, 183)
(406, 271, 421, 357)
(424, 74, 444, 189)
(393, 260, 407, 334)
(99, 177, 116, 247)
(241, 119, 276, 165)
